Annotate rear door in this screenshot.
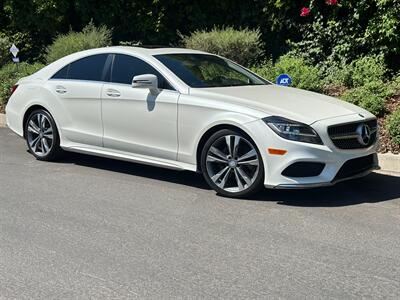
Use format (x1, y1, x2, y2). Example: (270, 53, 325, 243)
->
(47, 54, 111, 146)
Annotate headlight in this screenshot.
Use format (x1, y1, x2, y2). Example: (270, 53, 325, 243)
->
(263, 116, 323, 145)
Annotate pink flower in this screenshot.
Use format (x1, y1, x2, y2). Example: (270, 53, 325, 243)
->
(300, 7, 311, 17)
(325, 0, 338, 5)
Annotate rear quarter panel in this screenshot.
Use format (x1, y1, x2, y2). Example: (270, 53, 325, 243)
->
(5, 79, 63, 142)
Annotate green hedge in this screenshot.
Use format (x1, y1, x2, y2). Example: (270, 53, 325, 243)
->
(341, 81, 395, 117)
(387, 108, 400, 145)
(0, 33, 11, 67)
(46, 22, 112, 64)
(3, 0, 400, 72)
(181, 27, 264, 67)
(251, 60, 275, 82)
(0, 62, 44, 107)
(324, 56, 388, 88)
(252, 55, 323, 92)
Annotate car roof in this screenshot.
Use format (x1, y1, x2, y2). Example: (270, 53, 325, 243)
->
(31, 46, 209, 81)
(28, 46, 211, 93)
(81, 46, 209, 57)
(106, 46, 208, 56)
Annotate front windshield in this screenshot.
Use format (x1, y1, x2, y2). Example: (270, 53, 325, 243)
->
(154, 53, 269, 88)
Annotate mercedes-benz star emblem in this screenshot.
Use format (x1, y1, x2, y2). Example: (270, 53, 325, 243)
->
(356, 124, 371, 146)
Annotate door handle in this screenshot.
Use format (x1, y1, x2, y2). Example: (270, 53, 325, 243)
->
(55, 86, 67, 94)
(106, 89, 121, 97)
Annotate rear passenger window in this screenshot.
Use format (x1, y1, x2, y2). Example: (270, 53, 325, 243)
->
(52, 65, 69, 79)
(51, 54, 109, 81)
(68, 54, 108, 81)
(111, 54, 173, 90)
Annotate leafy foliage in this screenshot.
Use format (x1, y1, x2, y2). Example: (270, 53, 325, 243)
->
(273, 55, 323, 92)
(323, 56, 388, 88)
(350, 56, 388, 87)
(290, 1, 400, 71)
(341, 81, 394, 116)
(252, 55, 323, 92)
(386, 108, 400, 145)
(45, 22, 112, 63)
(0, 33, 11, 67)
(251, 60, 276, 82)
(1, 0, 399, 72)
(180, 27, 264, 67)
(0, 31, 35, 67)
(0, 62, 44, 107)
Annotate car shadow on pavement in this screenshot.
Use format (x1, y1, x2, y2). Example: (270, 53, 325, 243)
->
(250, 172, 400, 207)
(59, 152, 211, 190)
(58, 152, 399, 206)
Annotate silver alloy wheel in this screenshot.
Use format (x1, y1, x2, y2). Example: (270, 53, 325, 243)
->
(27, 112, 54, 157)
(206, 135, 260, 193)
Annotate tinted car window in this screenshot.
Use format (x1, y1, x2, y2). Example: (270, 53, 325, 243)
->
(67, 54, 108, 81)
(52, 65, 69, 79)
(111, 54, 173, 90)
(154, 54, 268, 88)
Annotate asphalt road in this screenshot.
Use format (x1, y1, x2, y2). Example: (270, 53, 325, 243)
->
(1, 127, 400, 299)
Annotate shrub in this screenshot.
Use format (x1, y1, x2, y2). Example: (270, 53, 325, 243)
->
(289, 2, 400, 72)
(323, 60, 355, 88)
(341, 81, 394, 116)
(251, 60, 276, 82)
(0, 62, 44, 108)
(181, 27, 264, 67)
(273, 54, 323, 92)
(323, 56, 387, 88)
(0, 33, 11, 67)
(386, 109, 400, 145)
(119, 41, 142, 47)
(252, 55, 324, 91)
(46, 22, 112, 64)
(350, 56, 388, 87)
(391, 74, 400, 91)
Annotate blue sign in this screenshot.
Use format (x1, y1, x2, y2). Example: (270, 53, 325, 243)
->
(276, 74, 292, 86)
(12, 57, 20, 63)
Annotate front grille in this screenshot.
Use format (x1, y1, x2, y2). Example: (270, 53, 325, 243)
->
(334, 154, 376, 181)
(328, 119, 378, 149)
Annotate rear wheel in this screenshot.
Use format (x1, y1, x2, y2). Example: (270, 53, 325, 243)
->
(25, 109, 63, 161)
(201, 129, 264, 198)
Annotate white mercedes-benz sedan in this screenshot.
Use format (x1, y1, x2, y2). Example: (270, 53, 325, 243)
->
(6, 46, 379, 197)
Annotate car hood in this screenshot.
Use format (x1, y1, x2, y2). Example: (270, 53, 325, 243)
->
(189, 85, 374, 124)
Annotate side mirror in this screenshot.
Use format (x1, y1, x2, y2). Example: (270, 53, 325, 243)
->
(132, 74, 159, 95)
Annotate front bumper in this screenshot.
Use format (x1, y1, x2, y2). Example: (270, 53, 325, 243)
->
(244, 114, 379, 189)
(272, 159, 379, 189)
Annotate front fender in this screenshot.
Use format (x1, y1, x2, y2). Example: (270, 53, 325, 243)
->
(177, 106, 258, 165)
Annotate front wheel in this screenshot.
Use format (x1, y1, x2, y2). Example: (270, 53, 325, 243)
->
(25, 109, 63, 161)
(200, 129, 264, 198)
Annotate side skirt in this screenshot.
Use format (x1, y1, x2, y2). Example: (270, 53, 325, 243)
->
(61, 144, 197, 172)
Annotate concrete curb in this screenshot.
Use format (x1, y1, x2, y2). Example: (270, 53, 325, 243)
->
(377, 153, 400, 176)
(0, 113, 6, 128)
(0, 112, 399, 175)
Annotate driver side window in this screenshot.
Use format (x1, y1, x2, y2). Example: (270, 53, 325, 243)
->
(110, 54, 174, 90)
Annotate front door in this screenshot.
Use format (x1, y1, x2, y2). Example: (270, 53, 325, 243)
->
(101, 54, 179, 160)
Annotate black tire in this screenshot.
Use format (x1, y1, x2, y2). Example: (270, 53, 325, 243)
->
(200, 129, 264, 198)
(24, 109, 63, 161)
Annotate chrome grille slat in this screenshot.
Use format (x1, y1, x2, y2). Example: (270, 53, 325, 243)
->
(328, 119, 378, 149)
(331, 134, 359, 140)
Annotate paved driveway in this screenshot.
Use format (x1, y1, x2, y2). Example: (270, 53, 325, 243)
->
(0, 128, 399, 299)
